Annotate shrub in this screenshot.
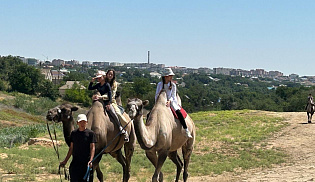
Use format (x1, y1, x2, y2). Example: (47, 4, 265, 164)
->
(14, 93, 58, 115)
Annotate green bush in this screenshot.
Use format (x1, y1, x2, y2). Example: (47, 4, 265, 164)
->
(64, 83, 91, 107)
(0, 124, 60, 148)
(14, 93, 58, 115)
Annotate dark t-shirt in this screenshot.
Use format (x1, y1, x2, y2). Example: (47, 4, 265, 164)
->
(88, 82, 112, 105)
(70, 128, 97, 164)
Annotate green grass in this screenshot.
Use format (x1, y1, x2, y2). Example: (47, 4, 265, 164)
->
(189, 110, 288, 177)
(0, 109, 289, 181)
(13, 93, 59, 116)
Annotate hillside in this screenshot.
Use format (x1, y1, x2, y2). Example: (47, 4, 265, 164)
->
(0, 91, 312, 181)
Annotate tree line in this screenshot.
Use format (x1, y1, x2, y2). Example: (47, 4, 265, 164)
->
(1, 56, 314, 113)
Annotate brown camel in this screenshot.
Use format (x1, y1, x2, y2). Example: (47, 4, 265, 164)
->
(126, 90, 195, 182)
(46, 101, 136, 182)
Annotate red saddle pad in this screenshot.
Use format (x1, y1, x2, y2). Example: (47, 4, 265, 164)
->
(170, 106, 187, 119)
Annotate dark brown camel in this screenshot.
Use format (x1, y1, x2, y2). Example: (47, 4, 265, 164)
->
(46, 102, 136, 182)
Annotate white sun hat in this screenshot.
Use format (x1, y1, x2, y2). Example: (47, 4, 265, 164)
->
(162, 68, 175, 77)
(95, 70, 106, 78)
(77, 114, 87, 122)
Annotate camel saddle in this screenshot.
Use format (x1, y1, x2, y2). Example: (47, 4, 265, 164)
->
(170, 106, 187, 119)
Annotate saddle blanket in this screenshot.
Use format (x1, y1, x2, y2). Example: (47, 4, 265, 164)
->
(170, 106, 187, 119)
(117, 105, 125, 115)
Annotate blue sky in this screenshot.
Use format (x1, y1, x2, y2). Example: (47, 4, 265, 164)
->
(1, 0, 315, 76)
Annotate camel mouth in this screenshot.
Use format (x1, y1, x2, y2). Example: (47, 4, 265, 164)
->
(127, 107, 137, 119)
(128, 112, 135, 119)
(46, 114, 59, 123)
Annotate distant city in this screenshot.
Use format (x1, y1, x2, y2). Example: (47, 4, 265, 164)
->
(7, 55, 315, 86)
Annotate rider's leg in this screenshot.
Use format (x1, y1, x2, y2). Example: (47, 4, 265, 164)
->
(112, 103, 128, 126)
(175, 110, 192, 138)
(108, 104, 129, 142)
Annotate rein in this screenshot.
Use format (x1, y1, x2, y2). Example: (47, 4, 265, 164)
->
(46, 117, 69, 181)
(83, 118, 133, 181)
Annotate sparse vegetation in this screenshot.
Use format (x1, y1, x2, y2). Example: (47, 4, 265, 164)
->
(0, 102, 289, 181)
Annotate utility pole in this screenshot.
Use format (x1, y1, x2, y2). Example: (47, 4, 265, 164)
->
(42, 54, 48, 62)
(148, 51, 150, 64)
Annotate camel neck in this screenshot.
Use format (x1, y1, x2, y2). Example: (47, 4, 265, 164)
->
(133, 114, 155, 150)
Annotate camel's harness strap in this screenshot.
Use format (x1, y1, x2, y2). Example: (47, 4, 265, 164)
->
(83, 118, 133, 181)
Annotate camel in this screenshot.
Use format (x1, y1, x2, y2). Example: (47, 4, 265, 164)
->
(306, 97, 314, 123)
(46, 101, 136, 182)
(126, 90, 195, 182)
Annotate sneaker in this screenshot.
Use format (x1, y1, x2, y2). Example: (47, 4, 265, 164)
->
(119, 126, 126, 134)
(119, 126, 129, 142)
(123, 132, 129, 142)
(185, 129, 193, 138)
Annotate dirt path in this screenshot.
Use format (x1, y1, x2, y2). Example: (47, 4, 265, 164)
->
(190, 112, 315, 182)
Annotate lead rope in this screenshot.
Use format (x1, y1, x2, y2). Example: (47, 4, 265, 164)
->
(83, 119, 133, 181)
(46, 121, 69, 181)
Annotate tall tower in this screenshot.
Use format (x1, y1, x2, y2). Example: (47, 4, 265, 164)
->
(148, 51, 150, 64)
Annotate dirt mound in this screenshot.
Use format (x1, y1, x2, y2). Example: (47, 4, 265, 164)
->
(28, 137, 63, 147)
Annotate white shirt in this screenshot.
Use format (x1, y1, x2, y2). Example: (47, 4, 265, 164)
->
(155, 81, 181, 110)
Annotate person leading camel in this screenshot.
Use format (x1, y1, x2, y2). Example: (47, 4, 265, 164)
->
(105, 69, 129, 142)
(155, 67, 192, 138)
(88, 70, 128, 142)
(60, 114, 96, 182)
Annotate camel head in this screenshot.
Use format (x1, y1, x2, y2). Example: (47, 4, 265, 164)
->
(127, 98, 149, 119)
(46, 103, 78, 123)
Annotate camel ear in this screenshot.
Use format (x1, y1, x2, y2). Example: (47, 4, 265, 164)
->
(71, 106, 78, 111)
(143, 100, 149, 106)
(127, 98, 131, 102)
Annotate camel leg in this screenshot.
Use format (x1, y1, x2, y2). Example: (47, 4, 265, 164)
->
(145, 150, 164, 182)
(124, 127, 135, 182)
(182, 140, 194, 182)
(168, 151, 183, 182)
(152, 150, 168, 182)
(110, 149, 128, 182)
(93, 156, 104, 182)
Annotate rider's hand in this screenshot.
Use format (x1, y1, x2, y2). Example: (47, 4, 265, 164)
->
(166, 101, 170, 107)
(106, 105, 110, 111)
(92, 95, 99, 100)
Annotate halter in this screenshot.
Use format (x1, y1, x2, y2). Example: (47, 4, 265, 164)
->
(128, 101, 143, 118)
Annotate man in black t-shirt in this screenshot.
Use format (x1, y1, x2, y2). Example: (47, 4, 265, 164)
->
(60, 114, 97, 182)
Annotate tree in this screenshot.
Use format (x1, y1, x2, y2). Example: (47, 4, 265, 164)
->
(63, 71, 89, 81)
(8, 63, 44, 95)
(37, 79, 59, 101)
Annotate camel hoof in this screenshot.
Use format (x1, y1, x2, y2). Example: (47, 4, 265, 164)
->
(308, 121, 312, 123)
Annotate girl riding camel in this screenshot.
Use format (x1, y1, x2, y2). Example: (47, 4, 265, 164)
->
(155, 68, 192, 138)
(88, 70, 129, 142)
(105, 69, 129, 142)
